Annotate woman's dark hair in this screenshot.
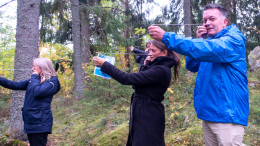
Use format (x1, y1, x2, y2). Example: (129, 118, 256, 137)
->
(151, 40, 180, 80)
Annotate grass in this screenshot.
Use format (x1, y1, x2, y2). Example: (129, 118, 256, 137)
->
(91, 124, 129, 146)
(48, 86, 132, 146)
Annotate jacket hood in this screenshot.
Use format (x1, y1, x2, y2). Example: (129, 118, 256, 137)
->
(50, 76, 61, 94)
(210, 24, 247, 43)
(147, 56, 175, 68)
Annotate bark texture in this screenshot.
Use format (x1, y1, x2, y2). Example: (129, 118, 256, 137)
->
(124, 0, 130, 71)
(71, 0, 84, 99)
(9, 0, 40, 140)
(184, 0, 192, 37)
(80, 9, 91, 88)
(225, 0, 232, 26)
(80, 10, 91, 64)
(232, 0, 236, 24)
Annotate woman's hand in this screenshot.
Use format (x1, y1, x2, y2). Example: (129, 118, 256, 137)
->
(93, 57, 105, 66)
(32, 70, 39, 75)
(144, 56, 152, 65)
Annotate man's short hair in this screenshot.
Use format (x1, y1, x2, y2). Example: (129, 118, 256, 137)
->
(204, 4, 227, 18)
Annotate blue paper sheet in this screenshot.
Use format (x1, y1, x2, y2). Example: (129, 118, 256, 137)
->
(93, 53, 115, 79)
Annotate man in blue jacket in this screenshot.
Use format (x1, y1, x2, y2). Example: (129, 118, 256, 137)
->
(148, 4, 249, 146)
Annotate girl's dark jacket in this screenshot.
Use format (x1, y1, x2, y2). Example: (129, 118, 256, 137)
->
(0, 74, 60, 134)
(101, 56, 175, 146)
(132, 47, 148, 67)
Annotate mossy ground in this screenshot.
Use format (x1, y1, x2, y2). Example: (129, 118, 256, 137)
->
(0, 134, 27, 146)
(91, 124, 129, 146)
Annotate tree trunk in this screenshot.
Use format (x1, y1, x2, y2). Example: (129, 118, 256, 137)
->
(80, 7, 91, 88)
(231, 0, 236, 24)
(71, 0, 84, 99)
(184, 0, 192, 37)
(140, 0, 143, 23)
(9, 0, 40, 140)
(124, 0, 130, 71)
(80, 10, 91, 64)
(224, 0, 231, 26)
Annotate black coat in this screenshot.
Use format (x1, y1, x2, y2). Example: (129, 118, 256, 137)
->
(132, 48, 148, 67)
(0, 74, 60, 134)
(101, 56, 175, 146)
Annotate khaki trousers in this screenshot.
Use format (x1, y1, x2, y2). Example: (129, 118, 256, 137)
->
(202, 120, 246, 146)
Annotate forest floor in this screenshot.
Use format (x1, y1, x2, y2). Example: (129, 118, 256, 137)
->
(0, 70, 260, 146)
(46, 70, 260, 146)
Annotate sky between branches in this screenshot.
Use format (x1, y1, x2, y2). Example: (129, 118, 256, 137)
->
(0, 0, 170, 29)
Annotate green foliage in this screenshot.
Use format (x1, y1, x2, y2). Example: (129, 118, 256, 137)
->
(40, 0, 71, 43)
(134, 27, 152, 47)
(0, 23, 16, 97)
(39, 43, 74, 96)
(134, 27, 146, 35)
(40, 0, 136, 52)
(0, 21, 15, 137)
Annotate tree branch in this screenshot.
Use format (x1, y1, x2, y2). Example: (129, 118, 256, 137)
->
(0, 0, 15, 9)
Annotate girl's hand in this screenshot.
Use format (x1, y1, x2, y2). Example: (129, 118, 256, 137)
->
(93, 57, 105, 66)
(144, 56, 151, 65)
(130, 46, 134, 51)
(32, 70, 38, 75)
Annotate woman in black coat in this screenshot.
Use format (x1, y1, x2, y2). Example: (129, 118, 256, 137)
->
(0, 57, 60, 146)
(93, 40, 180, 146)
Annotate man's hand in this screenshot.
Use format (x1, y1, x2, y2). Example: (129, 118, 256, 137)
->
(93, 57, 105, 67)
(197, 25, 208, 38)
(148, 26, 165, 42)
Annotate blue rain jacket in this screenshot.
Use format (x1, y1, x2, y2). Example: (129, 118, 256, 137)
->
(0, 74, 60, 133)
(162, 24, 249, 126)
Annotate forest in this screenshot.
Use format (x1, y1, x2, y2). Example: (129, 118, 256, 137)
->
(0, 0, 260, 145)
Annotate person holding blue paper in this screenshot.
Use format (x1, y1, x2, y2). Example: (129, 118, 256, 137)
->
(93, 40, 180, 146)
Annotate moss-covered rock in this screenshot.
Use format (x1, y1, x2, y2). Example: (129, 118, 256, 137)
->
(91, 123, 129, 146)
(0, 138, 27, 146)
(165, 124, 204, 146)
